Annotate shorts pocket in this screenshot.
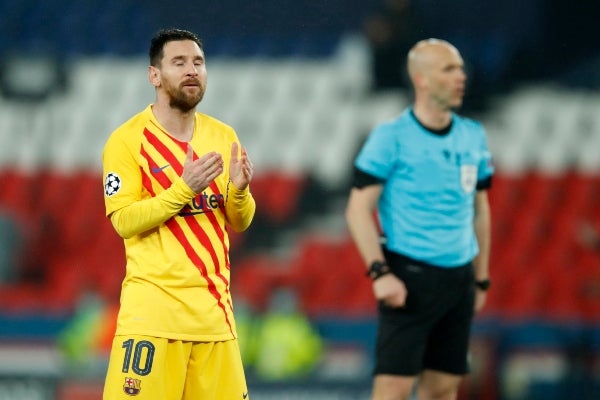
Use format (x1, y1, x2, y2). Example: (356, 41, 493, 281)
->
(397, 264, 438, 312)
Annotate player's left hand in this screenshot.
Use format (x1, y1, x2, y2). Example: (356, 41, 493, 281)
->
(229, 142, 253, 190)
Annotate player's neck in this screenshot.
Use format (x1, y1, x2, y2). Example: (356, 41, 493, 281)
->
(151, 103, 196, 142)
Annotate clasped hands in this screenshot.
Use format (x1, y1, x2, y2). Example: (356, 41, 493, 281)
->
(182, 142, 253, 193)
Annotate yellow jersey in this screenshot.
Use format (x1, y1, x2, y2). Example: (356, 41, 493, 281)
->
(102, 105, 255, 342)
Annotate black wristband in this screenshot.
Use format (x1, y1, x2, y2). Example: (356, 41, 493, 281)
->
(475, 279, 491, 291)
(366, 261, 391, 281)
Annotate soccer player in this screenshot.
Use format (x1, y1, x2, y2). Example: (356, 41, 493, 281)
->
(101, 29, 255, 400)
(345, 39, 493, 400)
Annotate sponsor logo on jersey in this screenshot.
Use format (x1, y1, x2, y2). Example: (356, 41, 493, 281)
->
(179, 191, 225, 216)
(151, 164, 171, 174)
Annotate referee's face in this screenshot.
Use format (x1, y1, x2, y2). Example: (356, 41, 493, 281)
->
(426, 46, 466, 111)
(151, 40, 207, 112)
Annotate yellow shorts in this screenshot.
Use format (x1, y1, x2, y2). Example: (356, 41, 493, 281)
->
(103, 335, 248, 400)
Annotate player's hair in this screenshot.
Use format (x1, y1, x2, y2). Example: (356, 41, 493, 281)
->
(149, 28, 204, 67)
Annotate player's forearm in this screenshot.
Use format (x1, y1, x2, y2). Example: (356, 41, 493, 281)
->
(225, 184, 256, 232)
(110, 178, 196, 239)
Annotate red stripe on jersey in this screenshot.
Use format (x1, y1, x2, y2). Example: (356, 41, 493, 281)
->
(143, 128, 185, 171)
(166, 218, 234, 336)
(143, 129, 230, 286)
(141, 128, 233, 318)
(141, 167, 155, 196)
(208, 181, 230, 270)
(141, 144, 172, 190)
(148, 120, 189, 152)
(183, 216, 230, 292)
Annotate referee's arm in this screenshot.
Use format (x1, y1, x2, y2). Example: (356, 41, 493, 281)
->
(345, 167, 385, 268)
(346, 184, 384, 268)
(472, 188, 491, 311)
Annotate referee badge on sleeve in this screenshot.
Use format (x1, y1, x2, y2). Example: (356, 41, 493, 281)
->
(460, 165, 477, 194)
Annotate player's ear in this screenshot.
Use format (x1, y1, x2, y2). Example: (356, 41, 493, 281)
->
(148, 66, 160, 87)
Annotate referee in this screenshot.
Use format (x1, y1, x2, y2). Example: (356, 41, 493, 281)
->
(345, 39, 493, 400)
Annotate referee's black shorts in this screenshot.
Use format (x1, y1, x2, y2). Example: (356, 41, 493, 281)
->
(374, 249, 475, 376)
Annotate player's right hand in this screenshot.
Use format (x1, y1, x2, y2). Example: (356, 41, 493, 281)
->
(182, 145, 224, 193)
(373, 274, 407, 308)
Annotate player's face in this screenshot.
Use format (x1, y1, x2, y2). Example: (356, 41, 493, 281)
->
(156, 40, 207, 112)
(426, 47, 466, 110)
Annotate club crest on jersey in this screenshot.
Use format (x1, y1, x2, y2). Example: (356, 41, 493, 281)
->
(123, 377, 141, 396)
(461, 165, 477, 194)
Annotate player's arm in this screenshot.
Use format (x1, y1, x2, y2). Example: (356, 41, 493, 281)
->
(225, 142, 256, 232)
(106, 144, 222, 239)
(108, 178, 196, 239)
(103, 136, 193, 239)
(225, 184, 255, 232)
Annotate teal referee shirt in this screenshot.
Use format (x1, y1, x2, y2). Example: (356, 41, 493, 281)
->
(354, 108, 494, 267)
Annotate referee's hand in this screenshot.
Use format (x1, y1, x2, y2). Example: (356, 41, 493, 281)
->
(374, 274, 407, 308)
(474, 290, 487, 313)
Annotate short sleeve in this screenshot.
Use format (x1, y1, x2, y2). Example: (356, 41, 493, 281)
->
(354, 124, 397, 181)
(477, 128, 494, 182)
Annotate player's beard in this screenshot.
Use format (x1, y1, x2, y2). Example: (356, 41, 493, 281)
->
(167, 82, 205, 113)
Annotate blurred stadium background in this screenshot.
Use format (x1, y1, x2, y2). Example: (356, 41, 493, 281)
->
(1, 0, 600, 399)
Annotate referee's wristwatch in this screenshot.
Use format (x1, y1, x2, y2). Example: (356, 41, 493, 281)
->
(475, 278, 491, 291)
(366, 261, 391, 281)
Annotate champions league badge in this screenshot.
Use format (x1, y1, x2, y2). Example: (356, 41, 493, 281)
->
(123, 377, 141, 396)
(105, 172, 122, 197)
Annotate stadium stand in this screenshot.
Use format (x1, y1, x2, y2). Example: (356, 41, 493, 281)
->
(2, 51, 600, 393)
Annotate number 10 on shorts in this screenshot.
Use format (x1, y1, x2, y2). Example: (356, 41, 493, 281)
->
(121, 339, 155, 376)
